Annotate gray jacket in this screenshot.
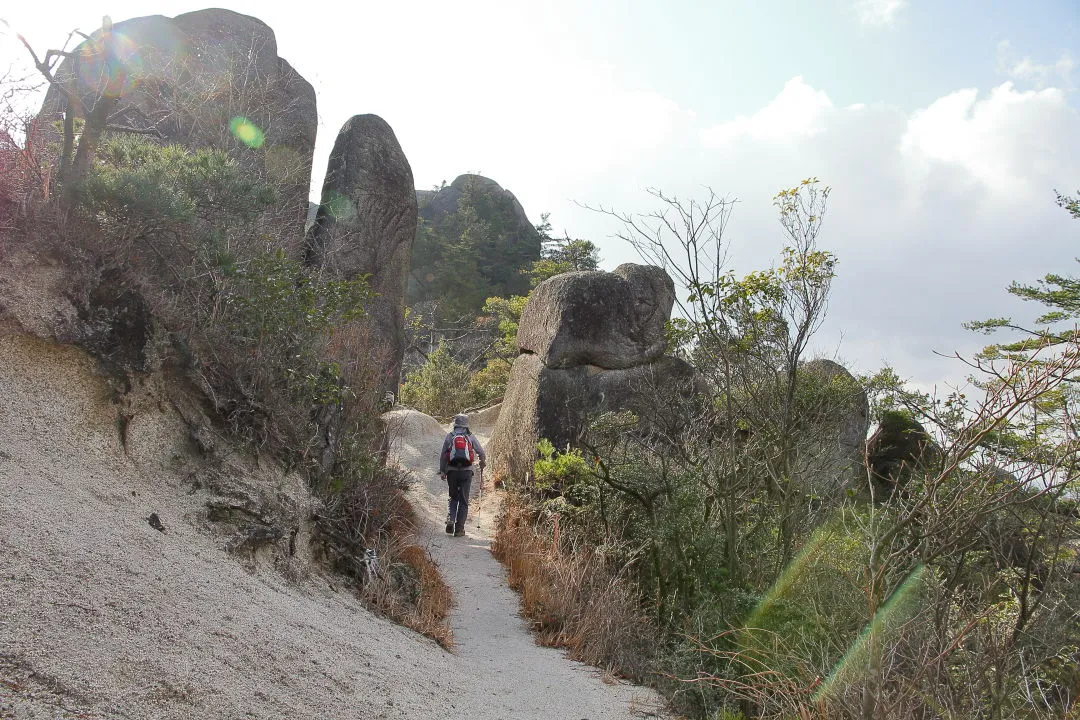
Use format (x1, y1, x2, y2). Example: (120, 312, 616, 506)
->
(439, 428, 486, 474)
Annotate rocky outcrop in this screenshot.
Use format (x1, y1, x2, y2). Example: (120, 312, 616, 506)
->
(866, 410, 940, 501)
(36, 9, 317, 251)
(795, 359, 871, 499)
(416, 174, 534, 244)
(410, 174, 541, 311)
(306, 114, 418, 401)
(466, 402, 502, 436)
(517, 264, 675, 369)
(490, 264, 696, 483)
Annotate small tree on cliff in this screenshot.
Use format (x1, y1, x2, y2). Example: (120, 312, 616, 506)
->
(17, 18, 149, 191)
(530, 213, 601, 286)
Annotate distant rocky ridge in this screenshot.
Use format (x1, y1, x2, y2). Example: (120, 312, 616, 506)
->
(415, 174, 533, 232)
(411, 174, 541, 318)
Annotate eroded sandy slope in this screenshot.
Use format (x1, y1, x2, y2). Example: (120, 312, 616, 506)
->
(0, 333, 662, 719)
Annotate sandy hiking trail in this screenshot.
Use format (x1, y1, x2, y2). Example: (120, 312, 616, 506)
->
(0, 332, 663, 719)
(384, 408, 664, 719)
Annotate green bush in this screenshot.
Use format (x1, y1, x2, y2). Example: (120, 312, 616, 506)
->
(533, 438, 592, 489)
(530, 440, 600, 524)
(213, 249, 373, 453)
(399, 341, 478, 419)
(468, 357, 511, 405)
(71, 134, 375, 460)
(75, 134, 276, 244)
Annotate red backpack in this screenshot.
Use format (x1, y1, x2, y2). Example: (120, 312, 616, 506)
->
(446, 430, 475, 467)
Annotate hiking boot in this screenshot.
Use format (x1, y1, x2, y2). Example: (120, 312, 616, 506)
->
(444, 521, 454, 534)
(453, 530, 465, 537)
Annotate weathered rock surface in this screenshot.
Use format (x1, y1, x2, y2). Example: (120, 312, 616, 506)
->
(36, 9, 317, 251)
(467, 402, 503, 436)
(306, 114, 418, 400)
(796, 358, 871, 498)
(516, 264, 675, 370)
(489, 264, 695, 482)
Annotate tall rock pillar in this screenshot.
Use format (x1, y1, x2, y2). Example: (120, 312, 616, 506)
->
(306, 115, 418, 402)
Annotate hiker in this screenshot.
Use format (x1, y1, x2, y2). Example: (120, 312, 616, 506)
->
(439, 413, 486, 537)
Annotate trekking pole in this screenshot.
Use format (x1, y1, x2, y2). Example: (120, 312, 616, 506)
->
(476, 466, 484, 529)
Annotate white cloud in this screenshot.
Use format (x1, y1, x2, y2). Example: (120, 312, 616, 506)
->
(555, 75, 1080, 389)
(700, 77, 833, 147)
(997, 39, 1075, 89)
(900, 82, 1073, 197)
(854, 0, 908, 27)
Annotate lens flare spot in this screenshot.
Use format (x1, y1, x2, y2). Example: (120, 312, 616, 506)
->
(744, 527, 834, 631)
(813, 564, 929, 704)
(77, 30, 143, 98)
(229, 117, 265, 149)
(323, 191, 356, 222)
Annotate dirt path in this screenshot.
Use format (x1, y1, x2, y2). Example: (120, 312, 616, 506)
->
(385, 409, 663, 719)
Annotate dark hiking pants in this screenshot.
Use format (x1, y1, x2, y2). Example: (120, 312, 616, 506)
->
(446, 469, 473, 532)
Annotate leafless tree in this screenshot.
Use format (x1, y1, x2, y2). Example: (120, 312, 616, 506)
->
(589, 180, 840, 575)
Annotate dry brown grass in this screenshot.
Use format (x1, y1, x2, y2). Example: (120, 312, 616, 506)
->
(315, 467, 454, 649)
(364, 538, 455, 649)
(491, 497, 658, 681)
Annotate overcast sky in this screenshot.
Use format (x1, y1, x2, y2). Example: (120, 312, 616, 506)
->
(2, 0, 1078, 393)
